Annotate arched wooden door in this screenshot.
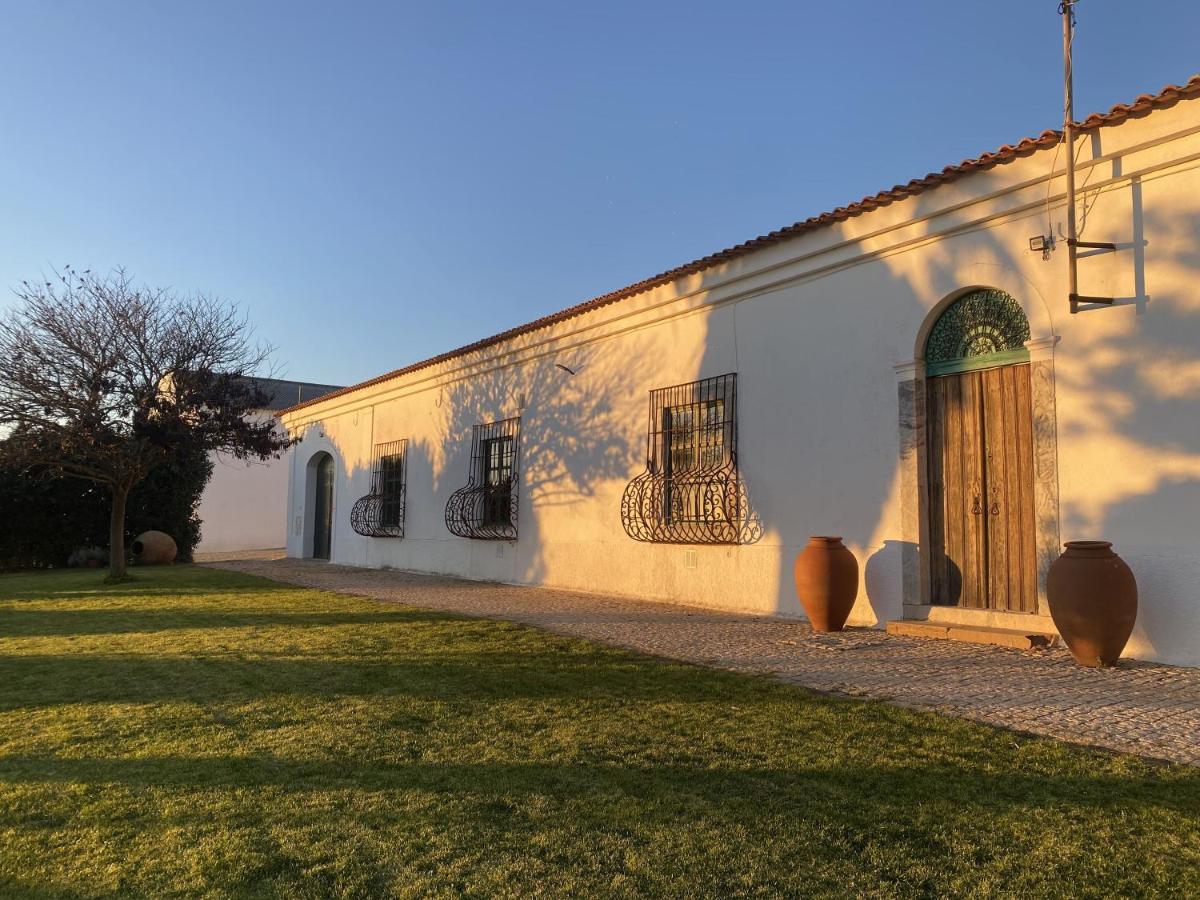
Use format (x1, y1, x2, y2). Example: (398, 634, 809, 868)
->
(925, 290, 1037, 612)
(312, 453, 334, 560)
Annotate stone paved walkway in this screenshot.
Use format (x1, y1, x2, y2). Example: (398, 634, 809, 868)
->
(209, 558, 1200, 766)
(194, 548, 285, 563)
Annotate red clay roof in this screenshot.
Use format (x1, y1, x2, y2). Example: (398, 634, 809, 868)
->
(280, 73, 1200, 417)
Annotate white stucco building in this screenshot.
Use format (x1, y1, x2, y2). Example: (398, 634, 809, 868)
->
(196, 378, 341, 555)
(278, 75, 1200, 667)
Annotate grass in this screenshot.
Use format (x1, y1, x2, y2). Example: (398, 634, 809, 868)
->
(0, 568, 1197, 898)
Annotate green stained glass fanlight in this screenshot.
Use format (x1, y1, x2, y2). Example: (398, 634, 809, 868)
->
(924, 288, 1031, 376)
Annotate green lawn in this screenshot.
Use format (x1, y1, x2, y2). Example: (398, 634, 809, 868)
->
(0, 568, 1197, 898)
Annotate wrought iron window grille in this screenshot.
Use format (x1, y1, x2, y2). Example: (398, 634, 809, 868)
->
(621, 373, 761, 544)
(445, 417, 521, 540)
(350, 439, 407, 538)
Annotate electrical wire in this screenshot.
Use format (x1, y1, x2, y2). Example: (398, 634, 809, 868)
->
(1045, 134, 1063, 237)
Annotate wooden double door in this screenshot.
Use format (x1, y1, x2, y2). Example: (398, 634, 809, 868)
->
(926, 363, 1037, 612)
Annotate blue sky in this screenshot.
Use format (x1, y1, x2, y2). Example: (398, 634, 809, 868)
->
(2, 1, 1197, 387)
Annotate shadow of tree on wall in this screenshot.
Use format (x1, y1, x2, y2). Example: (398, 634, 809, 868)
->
(714, 132, 1200, 638)
(404, 340, 659, 584)
(915, 167, 1200, 540)
(1055, 199, 1200, 533)
(874, 147, 1200, 657)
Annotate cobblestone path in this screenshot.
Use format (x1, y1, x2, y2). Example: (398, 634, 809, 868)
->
(209, 558, 1200, 766)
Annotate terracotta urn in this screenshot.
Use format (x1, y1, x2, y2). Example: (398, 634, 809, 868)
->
(794, 536, 859, 632)
(1046, 541, 1137, 667)
(132, 530, 178, 566)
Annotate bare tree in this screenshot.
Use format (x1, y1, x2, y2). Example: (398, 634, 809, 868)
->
(0, 267, 292, 578)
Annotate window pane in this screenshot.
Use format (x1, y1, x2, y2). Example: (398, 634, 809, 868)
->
(484, 437, 513, 486)
(661, 398, 728, 524)
(378, 453, 404, 526)
(481, 436, 514, 526)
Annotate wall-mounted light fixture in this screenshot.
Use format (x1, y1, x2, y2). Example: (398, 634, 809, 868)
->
(1029, 234, 1056, 261)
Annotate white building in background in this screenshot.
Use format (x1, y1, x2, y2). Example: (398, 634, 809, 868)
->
(277, 75, 1200, 667)
(196, 378, 341, 555)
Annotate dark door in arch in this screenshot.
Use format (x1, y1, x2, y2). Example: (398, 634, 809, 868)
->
(926, 363, 1037, 612)
(313, 454, 334, 560)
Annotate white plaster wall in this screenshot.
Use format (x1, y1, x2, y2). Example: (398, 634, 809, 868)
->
(197, 413, 292, 553)
(196, 452, 289, 552)
(282, 97, 1200, 666)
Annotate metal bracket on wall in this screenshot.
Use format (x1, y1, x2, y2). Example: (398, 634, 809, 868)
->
(1069, 293, 1115, 307)
(1067, 239, 1119, 312)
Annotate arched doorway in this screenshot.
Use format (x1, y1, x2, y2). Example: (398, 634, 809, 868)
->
(308, 451, 335, 560)
(924, 289, 1037, 612)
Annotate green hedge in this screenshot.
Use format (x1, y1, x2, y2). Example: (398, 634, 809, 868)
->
(0, 447, 213, 571)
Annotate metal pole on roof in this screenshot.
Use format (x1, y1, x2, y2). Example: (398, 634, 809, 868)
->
(1061, 0, 1080, 314)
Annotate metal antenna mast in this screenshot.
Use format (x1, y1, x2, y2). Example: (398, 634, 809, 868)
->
(1059, 0, 1117, 313)
(1061, 0, 1080, 314)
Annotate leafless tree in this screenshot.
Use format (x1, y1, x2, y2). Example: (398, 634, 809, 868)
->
(0, 267, 291, 578)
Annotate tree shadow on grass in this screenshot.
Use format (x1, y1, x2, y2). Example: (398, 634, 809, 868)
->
(0, 607, 450, 638)
(0, 752, 1196, 818)
(0, 578, 297, 604)
(0, 648, 747, 710)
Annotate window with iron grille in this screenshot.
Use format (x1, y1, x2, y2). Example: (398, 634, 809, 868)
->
(663, 397, 727, 525)
(445, 418, 521, 540)
(621, 374, 760, 544)
(481, 435, 515, 527)
(377, 449, 405, 528)
(350, 439, 407, 538)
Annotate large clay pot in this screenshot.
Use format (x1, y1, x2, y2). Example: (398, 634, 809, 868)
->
(794, 536, 859, 632)
(1047, 541, 1137, 667)
(132, 530, 178, 565)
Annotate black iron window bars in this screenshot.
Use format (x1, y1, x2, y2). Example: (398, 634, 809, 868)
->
(621, 373, 761, 544)
(350, 439, 407, 538)
(445, 417, 521, 540)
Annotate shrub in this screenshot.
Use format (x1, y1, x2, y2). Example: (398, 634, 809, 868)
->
(66, 546, 108, 568)
(0, 444, 213, 571)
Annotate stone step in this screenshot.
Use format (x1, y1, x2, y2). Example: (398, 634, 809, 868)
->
(885, 619, 1060, 651)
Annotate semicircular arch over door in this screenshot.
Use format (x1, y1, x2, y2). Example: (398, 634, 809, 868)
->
(924, 289, 1037, 612)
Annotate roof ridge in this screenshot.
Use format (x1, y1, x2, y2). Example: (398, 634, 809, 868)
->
(280, 72, 1200, 417)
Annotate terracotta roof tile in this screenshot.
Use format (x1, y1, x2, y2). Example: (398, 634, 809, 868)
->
(280, 73, 1200, 417)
